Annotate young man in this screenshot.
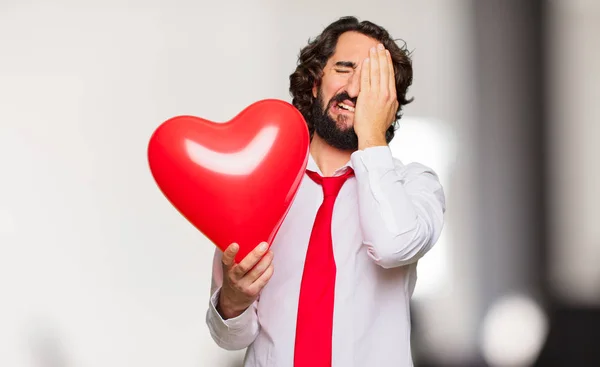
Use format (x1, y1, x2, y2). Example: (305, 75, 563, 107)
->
(206, 16, 446, 367)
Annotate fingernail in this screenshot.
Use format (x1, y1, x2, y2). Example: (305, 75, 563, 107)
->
(365, 58, 370, 63)
(377, 44, 384, 50)
(231, 243, 239, 251)
(258, 242, 268, 252)
(370, 47, 376, 53)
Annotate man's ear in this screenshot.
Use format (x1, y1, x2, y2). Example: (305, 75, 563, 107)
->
(312, 84, 317, 98)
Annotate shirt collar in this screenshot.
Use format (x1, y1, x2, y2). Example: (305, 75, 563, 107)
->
(306, 151, 354, 177)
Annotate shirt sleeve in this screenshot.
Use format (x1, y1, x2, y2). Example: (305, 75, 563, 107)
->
(205, 248, 260, 350)
(350, 145, 446, 269)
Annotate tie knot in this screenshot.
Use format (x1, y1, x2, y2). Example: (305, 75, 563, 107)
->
(306, 168, 354, 198)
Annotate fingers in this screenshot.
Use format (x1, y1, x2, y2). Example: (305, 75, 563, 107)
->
(245, 250, 274, 282)
(385, 49, 397, 99)
(369, 46, 380, 92)
(360, 57, 370, 93)
(248, 262, 275, 295)
(378, 44, 389, 95)
(231, 246, 274, 297)
(232, 241, 269, 279)
(366, 44, 395, 100)
(221, 243, 239, 269)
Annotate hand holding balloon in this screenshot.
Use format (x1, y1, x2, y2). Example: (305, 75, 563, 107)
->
(217, 242, 274, 319)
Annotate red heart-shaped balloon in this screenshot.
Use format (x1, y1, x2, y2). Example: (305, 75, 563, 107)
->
(148, 99, 309, 263)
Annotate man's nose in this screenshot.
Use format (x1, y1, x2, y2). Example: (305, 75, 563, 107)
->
(346, 70, 361, 98)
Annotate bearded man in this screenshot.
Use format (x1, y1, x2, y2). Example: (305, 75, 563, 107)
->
(206, 16, 446, 367)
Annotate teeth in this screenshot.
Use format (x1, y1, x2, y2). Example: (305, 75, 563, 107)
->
(338, 103, 355, 112)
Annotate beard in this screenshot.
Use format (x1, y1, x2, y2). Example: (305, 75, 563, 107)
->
(309, 89, 359, 151)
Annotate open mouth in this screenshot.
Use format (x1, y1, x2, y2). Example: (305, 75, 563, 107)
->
(331, 100, 355, 113)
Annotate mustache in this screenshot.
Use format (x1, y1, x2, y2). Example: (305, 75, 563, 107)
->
(328, 92, 357, 107)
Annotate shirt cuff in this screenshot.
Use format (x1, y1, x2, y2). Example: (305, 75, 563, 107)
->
(350, 145, 405, 236)
(209, 287, 255, 330)
(350, 145, 398, 172)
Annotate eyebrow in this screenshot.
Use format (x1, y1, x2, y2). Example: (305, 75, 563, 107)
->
(334, 61, 357, 69)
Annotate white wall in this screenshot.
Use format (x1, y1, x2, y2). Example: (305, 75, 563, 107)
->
(0, 1, 475, 366)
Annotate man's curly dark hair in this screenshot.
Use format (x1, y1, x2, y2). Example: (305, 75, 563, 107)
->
(289, 16, 414, 142)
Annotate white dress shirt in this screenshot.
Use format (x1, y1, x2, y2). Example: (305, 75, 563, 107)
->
(206, 146, 446, 367)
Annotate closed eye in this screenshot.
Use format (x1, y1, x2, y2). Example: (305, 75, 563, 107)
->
(335, 69, 351, 74)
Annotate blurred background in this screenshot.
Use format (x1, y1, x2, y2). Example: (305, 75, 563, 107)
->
(1, 0, 598, 366)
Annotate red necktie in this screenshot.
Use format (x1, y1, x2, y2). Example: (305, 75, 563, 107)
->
(294, 168, 354, 367)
